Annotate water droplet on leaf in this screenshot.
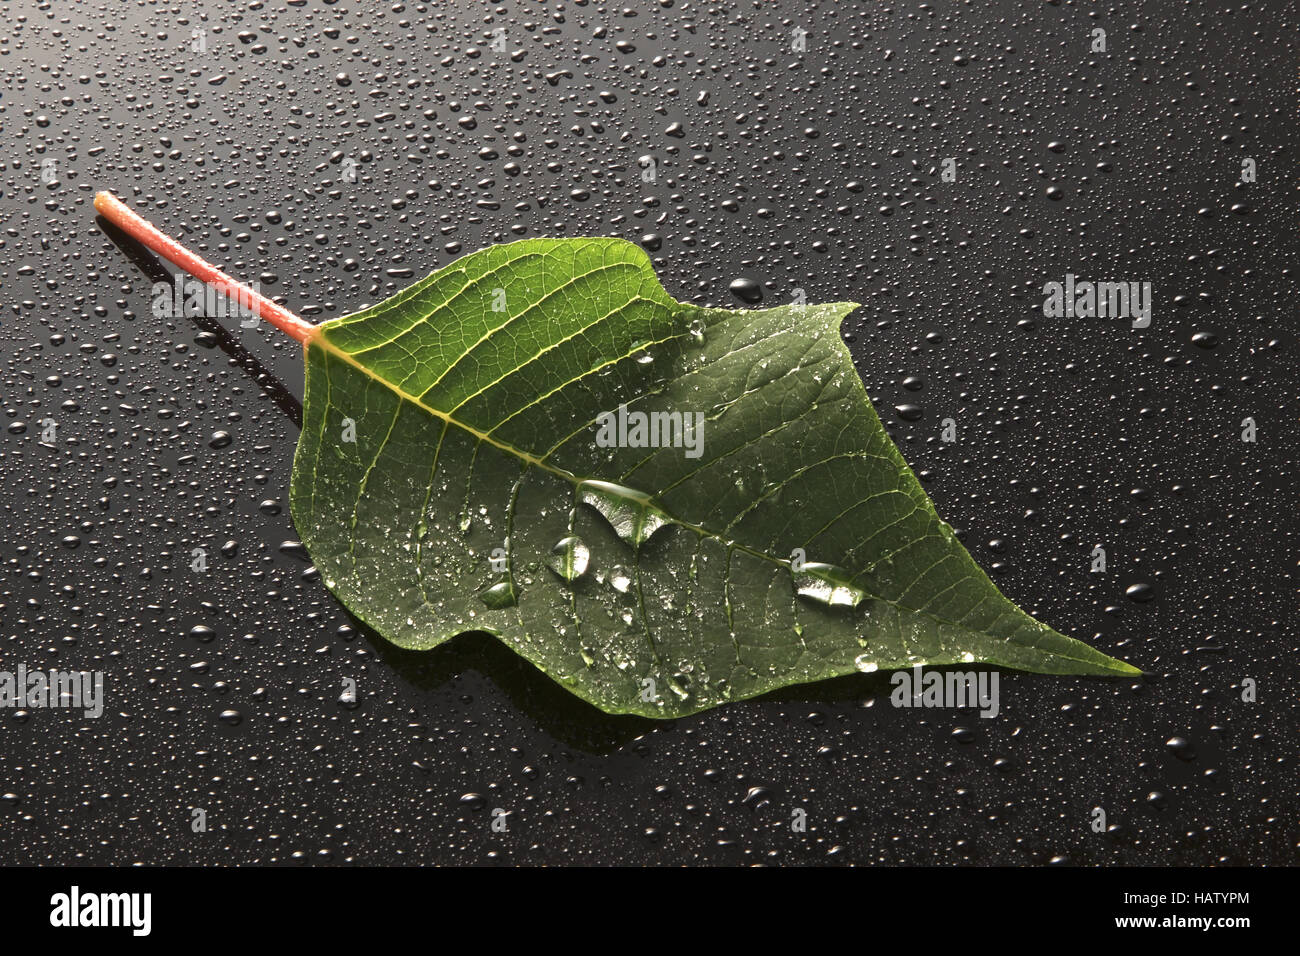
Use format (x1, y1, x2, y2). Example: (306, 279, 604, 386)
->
(579, 480, 672, 548)
(793, 562, 867, 608)
(547, 535, 590, 581)
(478, 580, 518, 609)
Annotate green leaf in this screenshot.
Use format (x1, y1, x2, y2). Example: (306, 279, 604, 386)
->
(290, 238, 1139, 717)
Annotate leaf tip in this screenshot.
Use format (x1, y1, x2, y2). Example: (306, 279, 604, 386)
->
(821, 301, 862, 336)
(1094, 654, 1143, 677)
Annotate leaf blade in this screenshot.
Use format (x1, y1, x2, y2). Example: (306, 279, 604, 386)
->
(290, 237, 1138, 717)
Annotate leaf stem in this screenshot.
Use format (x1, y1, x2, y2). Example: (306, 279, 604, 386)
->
(94, 190, 315, 346)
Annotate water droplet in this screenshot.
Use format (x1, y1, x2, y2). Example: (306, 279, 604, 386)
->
(546, 535, 590, 581)
(478, 580, 518, 609)
(667, 675, 691, 700)
(728, 276, 763, 303)
(853, 654, 878, 673)
(609, 565, 632, 593)
(793, 562, 866, 608)
(579, 480, 673, 547)
(1165, 736, 1196, 761)
(1125, 581, 1154, 603)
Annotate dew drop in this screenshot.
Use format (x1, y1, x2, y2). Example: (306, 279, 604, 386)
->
(546, 535, 590, 581)
(728, 276, 763, 303)
(792, 562, 867, 608)
(478, 580, 518, 609)
(608, 565, 633, 594)
(579, 480, 673, 548)
(1125, 581, 1155, 603)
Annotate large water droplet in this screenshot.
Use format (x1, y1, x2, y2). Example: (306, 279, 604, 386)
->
(579, 480, 673, 547)
(793, 562, 866, 608)
(478, 580, 518, 609)
(853, 654, 878, 673)
(547, 535, 590, 581)
(667, 674, 691, 700)
(608, 565, 633, 593)
(728, 276, 763, 303)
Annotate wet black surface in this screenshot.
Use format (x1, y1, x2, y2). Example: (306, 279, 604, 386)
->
(0, 1, 1295, 864)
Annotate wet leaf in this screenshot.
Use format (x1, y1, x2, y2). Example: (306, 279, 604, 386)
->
(290, 238, 1138, 717)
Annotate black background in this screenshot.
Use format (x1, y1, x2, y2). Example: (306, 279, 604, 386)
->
(0, 0, 1295, 866)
